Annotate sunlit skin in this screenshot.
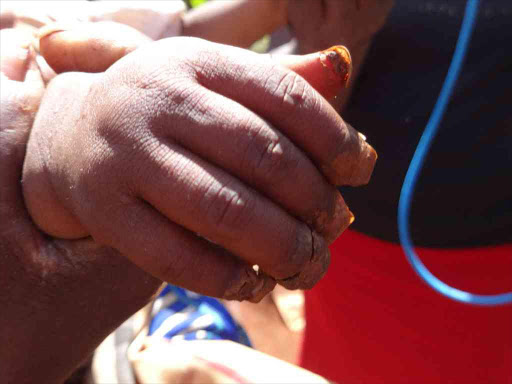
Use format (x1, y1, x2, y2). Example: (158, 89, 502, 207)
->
(1, 1, 392, 382)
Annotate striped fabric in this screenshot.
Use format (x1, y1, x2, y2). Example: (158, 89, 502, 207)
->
(149, 285, 252, 347)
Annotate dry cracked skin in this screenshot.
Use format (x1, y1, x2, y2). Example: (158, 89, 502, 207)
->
(224, 266, 277, 303)
(276, 231, 330, 291)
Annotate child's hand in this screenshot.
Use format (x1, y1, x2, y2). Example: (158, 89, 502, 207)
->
(23, 32, 375, 300)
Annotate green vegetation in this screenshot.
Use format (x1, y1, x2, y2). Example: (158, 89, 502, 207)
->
(189, 0, 208, 8)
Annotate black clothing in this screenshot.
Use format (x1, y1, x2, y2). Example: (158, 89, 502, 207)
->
(341, 0, 512, 247)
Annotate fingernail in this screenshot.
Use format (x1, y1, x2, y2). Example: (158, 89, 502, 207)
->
(37, 24, 70, 40)
(319, 45, 352, 87)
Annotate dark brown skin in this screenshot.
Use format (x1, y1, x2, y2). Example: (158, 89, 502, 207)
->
(34, 25, 377, 293)
(0, 28, 161, 384)
(0, 3, 385, 381)
(25, 33, 376, 292)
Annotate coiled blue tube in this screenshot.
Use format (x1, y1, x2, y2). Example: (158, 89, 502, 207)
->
(398, 0, 512, 306)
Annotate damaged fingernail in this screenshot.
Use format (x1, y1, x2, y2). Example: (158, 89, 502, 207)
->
(319, 45, 352, 87)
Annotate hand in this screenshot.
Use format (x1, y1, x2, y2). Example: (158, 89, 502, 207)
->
(0, 0, 185, 39)
(23, 25, 376, 301)
(285, 0, 394, 111)
(0, 28, 161, 384)
(287, 0, 395, 54)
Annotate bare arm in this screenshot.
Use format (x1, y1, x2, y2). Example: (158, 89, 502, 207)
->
(182, 0, 288, 48)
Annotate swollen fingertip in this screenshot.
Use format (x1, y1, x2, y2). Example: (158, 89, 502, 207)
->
(277, 231, 330, 290)
(248, 274, 276, 303)
(319, 45, 352, 87)
(279, 45, 352, 101)
(223, 266, 274, 302)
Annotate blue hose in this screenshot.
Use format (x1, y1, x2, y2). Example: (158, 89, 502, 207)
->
(398, 0, 512, 306)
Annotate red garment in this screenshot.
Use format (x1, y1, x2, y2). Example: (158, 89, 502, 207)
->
(300, 230, 512, 384)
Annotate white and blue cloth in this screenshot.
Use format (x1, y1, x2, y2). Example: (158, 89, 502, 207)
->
(148, 285, 252, 347)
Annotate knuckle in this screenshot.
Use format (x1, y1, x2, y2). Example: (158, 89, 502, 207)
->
(203, 183, 254, 235)
(270, 70, 316, 114)
(245, 133, 300, 187)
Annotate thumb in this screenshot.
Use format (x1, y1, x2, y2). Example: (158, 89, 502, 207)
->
(38, 21, 351, 100)
(37, 21, 152, 74)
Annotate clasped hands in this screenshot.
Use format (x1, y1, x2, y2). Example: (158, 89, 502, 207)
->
(0, 19, 376, 383)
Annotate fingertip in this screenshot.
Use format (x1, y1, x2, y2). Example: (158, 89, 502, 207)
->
(223, 266, 276, 302)
(38, 27, 71, 74)
(277, 231, 330, 290)
(354, 141, 378, 186)
(248, 273, 276, 303)
(325, 123, 378, 187)
(277, 45, 352, 101)
(321, 192, 354, 244)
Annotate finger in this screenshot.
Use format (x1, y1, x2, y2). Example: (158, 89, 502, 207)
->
(275, 45, 353, 101)
(123, 138, 330, 289)
(87, 198, 275, 302)
(38, 28, 375, 185)
(37, 23, 351, 102)
(187, 41, 377, 186)
(139, 81, 352, 243)
(37, 21, 151, 73)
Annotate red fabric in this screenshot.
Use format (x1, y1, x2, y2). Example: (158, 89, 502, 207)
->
(300, 230, 512, 384)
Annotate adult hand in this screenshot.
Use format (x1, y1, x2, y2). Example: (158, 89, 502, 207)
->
(0, 28, 161, 384)
(287, 0, 395, 54)
(23, 24, 376, 302)
(286, 0, 394, 110)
